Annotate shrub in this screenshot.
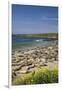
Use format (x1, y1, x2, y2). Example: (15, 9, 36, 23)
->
(12, 67, 58, 85)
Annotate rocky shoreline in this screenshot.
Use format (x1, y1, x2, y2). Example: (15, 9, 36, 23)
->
(12, 44, 58, 80)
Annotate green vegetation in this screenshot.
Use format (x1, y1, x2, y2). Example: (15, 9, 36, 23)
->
(12, 43, 33, 49)
(13, 33, 58, 40)
(12, 67, 58, 85)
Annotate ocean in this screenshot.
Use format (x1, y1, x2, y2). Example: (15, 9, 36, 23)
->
(12, 35, 56, 49)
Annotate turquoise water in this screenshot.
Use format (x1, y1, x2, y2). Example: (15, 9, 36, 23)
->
(12, 35, 56, 49)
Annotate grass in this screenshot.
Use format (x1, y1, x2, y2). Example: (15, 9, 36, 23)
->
(14, 33, 58, 39)
(12, 67, 58, 85)
(12, 43, 33, 49)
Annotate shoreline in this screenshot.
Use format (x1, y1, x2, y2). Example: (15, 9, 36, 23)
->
(12, 40, 58, 51)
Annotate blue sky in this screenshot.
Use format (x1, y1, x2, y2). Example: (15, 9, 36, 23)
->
(12, 4, 58, 34)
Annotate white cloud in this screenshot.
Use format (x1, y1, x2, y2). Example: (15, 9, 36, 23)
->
(41, 16, 58, 21)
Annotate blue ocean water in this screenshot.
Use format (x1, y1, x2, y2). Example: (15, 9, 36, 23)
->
(12, 35, 54, 49)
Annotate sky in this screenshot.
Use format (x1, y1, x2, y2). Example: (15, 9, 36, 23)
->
(12, 4, 58, 34)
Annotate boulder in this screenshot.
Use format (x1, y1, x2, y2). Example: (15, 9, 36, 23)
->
(17, 70, 28, 74)
(48, 46, 53, 50)
(12, 66, 22, 71)
(27, 64, 35, 69)
(41, 58, 46, 63)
